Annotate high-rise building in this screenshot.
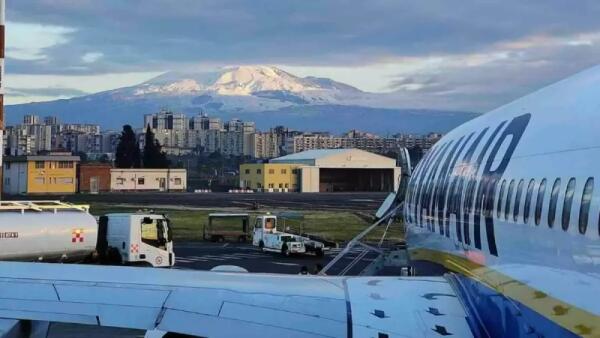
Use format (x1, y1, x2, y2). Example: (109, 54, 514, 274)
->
(144, 110, 188, 130)
(23, 115, 40, 125)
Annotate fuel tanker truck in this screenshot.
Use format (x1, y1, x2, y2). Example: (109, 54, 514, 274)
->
(0, 201, 174, 267)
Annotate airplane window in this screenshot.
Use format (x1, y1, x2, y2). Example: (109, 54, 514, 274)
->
(505, 180, 515, 220)
(548, 178, 561, 228)
(497, 180, 506, 219)
(561, 178, 576, 231)
(524, 179, 535, 223)
(535, 179, 547, 226)
(578, 177, 593, 234)
(513, 179, 524, 222)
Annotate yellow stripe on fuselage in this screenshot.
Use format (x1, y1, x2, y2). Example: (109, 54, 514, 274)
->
(410, 248, 600, 337)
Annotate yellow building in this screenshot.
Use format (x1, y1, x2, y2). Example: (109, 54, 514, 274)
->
(241, 149, 402, 193)
(239, 163, 302, 192)
(2, 154, 80, 194)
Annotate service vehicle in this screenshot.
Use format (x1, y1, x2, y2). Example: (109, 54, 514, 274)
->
(203, 213, 251, 242)
(0, 201, 174, 267)
(252, 214, 325, 256)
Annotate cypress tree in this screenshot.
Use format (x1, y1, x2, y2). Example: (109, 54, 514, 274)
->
(143, 125, 170, 168)
(115, 125, 141, 168)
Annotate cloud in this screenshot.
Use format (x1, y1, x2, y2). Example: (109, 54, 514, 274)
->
(7, 1, 600, 74)
(383, 32, 600, 111)
(6, 87, 89, 97)
(5, 1, 600, 111)
(6, 21, 75, 61)
(81, 52, 104, 63)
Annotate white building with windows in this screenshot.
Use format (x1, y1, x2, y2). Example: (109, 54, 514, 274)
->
(109, 168, 187, 192)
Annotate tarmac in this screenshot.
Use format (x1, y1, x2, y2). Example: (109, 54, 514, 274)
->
(38, 191, 389, 211)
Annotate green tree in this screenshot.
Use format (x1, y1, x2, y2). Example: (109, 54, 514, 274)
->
(115, 125, 141, 168)
(143, 125, 170, 168)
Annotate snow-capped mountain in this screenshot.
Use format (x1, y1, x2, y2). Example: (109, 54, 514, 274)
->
(126, 65, 365, 108)
(5, 65, 478, 134)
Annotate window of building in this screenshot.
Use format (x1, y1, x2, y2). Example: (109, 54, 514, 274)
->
(285, 183, 289, 188)
(116, 177, 126, 185)
(268, 183, 274, 188)
(57, 177, 73, 184)
(58, 161, 74, 169)
(174, 178, 182, 185)
(535, 179, 547, 226)
(279, 183, 283, 188)
(35, 161, 44, 169)
(505, 180, 515, 220)
(523, 179, 535, 223)
(548, 178, 561, 228)
(256, 169, 262, 174)
(281, 169, 287, 174)
(34, 177, 44, 184)
(268, 169, 275, 174)
(5, 163, 10, 170)
(497, 180, 506, 219)
(245, 169, 250, 174)
(138, 178, 145, 185)
(513, 180, 524, 222)
(579, 177, 594, 235)
(562, 178, 576, 231)
(257, 183, 262, 188)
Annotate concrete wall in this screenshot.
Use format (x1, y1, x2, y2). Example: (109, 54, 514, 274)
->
(314, 149, 396, 168)
(300, 166, 320, 193)
(2, 162, 27, 194)
(110, 169, 187, 192)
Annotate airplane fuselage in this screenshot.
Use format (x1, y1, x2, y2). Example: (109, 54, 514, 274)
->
(403, 66, 600, 337)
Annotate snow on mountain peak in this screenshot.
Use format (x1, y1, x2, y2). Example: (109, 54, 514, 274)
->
(209, 65, 320, 96)
(134, 78, 204, 95)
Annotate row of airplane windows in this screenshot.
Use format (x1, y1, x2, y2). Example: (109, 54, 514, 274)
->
(495, 177, 594, 235)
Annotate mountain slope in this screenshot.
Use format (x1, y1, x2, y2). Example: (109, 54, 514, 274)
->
(5, 65, 478, 133)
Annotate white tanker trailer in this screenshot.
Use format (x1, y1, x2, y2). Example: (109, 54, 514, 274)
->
(0, 201, 174, 267)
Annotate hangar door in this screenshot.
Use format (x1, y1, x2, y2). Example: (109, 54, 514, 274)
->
(318, 168, 394, 192)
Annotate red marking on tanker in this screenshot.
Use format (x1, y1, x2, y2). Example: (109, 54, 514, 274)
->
(71, 229, 84, 243)
(130, 243, 139, 253)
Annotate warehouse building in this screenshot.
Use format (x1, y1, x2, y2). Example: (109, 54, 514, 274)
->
(110, 168, 187, 192)
(240, 149, 400, 193)
(2, 154, 80, 194)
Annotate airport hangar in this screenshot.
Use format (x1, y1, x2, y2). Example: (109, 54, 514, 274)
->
(240, 148, 401, 193)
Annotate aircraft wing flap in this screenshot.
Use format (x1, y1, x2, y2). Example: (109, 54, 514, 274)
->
(55, 284, 171, 307)
(347, 277, 474, 337)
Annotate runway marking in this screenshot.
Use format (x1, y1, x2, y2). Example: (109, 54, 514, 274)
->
(222, 243, 229, 248)
(271, 262, 300, 267)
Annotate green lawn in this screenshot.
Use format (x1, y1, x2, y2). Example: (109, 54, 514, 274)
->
(87, 203, 404, 243)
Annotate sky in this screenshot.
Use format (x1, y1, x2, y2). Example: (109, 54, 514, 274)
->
(5, 0, 600, 111)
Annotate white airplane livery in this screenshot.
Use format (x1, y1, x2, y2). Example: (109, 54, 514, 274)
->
(403, 64, 600, 337)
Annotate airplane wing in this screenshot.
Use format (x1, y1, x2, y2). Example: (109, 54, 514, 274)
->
(0, 262, 474, 337)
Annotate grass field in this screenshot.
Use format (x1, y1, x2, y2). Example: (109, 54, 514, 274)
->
(87, 203, 404, 244)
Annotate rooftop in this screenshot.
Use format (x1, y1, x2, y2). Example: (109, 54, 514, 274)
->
(4, 155, 80, 162)
(271, 149, 351, 162)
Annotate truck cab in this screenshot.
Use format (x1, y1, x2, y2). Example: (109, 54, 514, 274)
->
(252, 215, 306, 256)
(100, 213, 174, 267)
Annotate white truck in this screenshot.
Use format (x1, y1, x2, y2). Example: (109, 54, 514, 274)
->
(252, 214, 325, 257)
(0, 201, 174, 267)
